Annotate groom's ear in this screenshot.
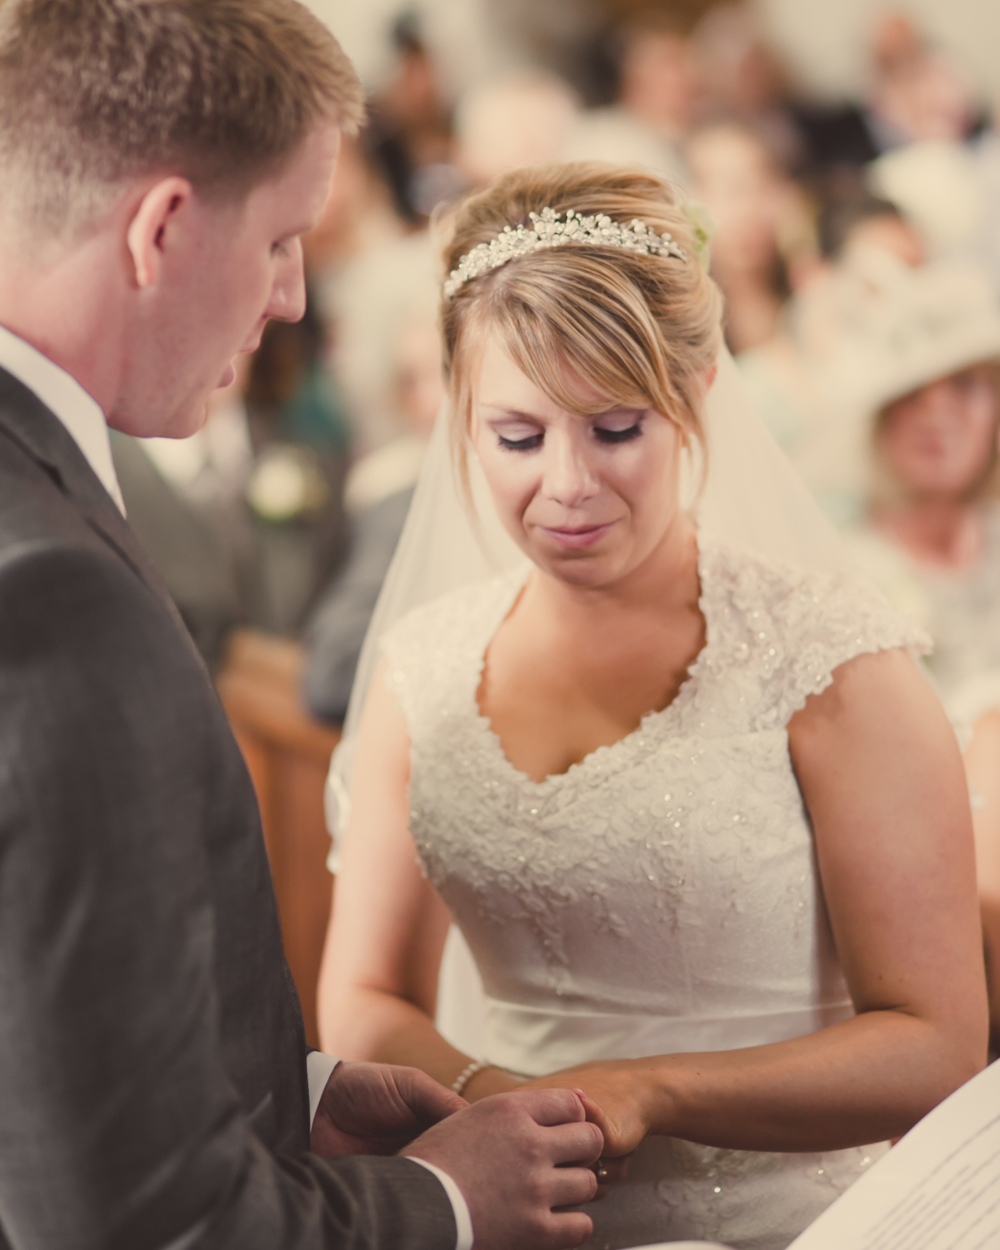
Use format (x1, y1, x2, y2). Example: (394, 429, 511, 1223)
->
(126, 176, 194, 290)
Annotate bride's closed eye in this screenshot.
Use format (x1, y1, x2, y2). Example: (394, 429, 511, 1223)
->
(497, 429, 544, 451)
(593, 419, 643, 445)
(495, 412, 646, 452)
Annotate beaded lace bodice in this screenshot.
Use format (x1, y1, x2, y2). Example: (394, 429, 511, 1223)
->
(383, 541, 928, 1250)
(384, 540, 928, 1039)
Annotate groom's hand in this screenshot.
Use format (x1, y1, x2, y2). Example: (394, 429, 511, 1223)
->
(311, 1060, 466, 1157)
(402, 1088, 604, 1250)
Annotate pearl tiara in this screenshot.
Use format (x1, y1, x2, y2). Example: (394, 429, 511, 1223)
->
(443, 206, 689, 301)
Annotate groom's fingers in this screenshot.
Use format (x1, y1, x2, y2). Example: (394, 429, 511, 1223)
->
(517, 1086, 590, 1127)
(390, 1065, 467, 1123)
(548, 1120, 605, 1167)
(542, 1210, 595, 1249)
(549, 1164, 602, 1209)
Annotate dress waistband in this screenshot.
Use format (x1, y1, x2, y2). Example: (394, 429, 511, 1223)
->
(482, 996, 856, 1077)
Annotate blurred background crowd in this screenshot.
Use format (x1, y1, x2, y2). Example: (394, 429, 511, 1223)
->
(125, 0, 1000, 733)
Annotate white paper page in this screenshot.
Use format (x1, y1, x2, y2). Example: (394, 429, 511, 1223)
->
(788, 1060, 1000, 1250)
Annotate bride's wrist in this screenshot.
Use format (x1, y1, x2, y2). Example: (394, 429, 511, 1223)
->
(628, 1059, 681, 1136)
(462, 1063, 524, 1101)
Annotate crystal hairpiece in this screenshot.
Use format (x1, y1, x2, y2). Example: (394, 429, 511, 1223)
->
(443, 206, 689, 300)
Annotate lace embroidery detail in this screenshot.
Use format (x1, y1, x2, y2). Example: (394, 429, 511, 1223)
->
(381, 540, 922, 1247)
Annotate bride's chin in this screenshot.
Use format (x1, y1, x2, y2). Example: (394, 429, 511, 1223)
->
(537, 553, 622, 589)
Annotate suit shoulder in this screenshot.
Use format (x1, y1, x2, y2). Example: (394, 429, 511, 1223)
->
(0, 538, 173, 665)
(0, 535, 140, 597)
(0, 426, 102, 551)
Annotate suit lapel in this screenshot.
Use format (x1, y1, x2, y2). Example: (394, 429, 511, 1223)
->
(0, 366, 207, 670)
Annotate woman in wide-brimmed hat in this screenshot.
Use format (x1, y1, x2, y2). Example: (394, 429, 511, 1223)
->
(841, 261, 1000, 1050)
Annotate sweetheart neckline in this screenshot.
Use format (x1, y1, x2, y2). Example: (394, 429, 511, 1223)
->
(469, 550, 716, 790)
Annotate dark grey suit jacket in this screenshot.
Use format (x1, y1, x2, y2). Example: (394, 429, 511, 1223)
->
(0, 367, 456, 1250)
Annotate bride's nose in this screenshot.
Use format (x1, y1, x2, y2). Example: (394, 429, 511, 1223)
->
(541, 430, 600, 507)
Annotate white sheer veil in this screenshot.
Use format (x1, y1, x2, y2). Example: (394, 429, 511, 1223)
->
(325, 346, 855, 846)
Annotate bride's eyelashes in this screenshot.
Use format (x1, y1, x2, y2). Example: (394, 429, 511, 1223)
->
(498, 431, 544, 452)
(594, 420, 643, 445)
(496, 417, 645, 453)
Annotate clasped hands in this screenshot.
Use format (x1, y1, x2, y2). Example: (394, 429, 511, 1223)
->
(310, 1060, 626, 1250)
(461, 1055, 655, 1160)
(310, 1058, 645, 1165)
(310, 1059, 467, 1157)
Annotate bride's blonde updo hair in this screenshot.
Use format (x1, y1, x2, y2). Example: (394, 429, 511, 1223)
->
(440, 162, 724, 484)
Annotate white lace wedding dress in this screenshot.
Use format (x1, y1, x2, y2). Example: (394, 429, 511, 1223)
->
(382, 539, 928, 1250)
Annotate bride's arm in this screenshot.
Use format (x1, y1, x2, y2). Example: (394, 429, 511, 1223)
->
(316, 659, 523, 1094)
(520, 647, 989, 1155)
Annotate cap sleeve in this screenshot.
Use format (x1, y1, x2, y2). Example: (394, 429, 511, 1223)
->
(765, 570, 932, 729)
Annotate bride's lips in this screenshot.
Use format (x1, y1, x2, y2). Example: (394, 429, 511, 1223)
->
(538, 521, 616, 549)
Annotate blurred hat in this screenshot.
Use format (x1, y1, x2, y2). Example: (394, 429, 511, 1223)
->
(868, 141, 990, 256)
(837, 261, 1000, 420)
(805, 260, 1000, 519)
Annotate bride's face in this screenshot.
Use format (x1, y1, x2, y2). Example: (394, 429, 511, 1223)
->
(471, 332, 687, 588)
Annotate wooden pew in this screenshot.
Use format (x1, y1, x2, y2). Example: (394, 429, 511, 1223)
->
(216, 629, 339, 1048)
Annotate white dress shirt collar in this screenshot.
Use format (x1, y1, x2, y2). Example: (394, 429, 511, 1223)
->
(0, 323, 126, 514)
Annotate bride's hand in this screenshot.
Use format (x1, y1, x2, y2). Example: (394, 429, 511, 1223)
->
(517, 1064, 654, 1159)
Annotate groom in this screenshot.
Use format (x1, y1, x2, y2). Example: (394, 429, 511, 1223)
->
(0, 2, 604, 1247)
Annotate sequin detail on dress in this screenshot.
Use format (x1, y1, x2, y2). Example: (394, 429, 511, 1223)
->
(383, 540, 929, 1250)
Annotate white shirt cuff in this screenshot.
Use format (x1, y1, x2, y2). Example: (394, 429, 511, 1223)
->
(408, 1158, 474, 1250)
(306, 1051, 340, 1129)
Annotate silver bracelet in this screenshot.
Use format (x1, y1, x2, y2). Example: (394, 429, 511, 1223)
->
(451, 1059, 490, 1097)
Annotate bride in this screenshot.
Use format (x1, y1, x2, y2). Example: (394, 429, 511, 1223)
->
(317, 163, 987, 1250)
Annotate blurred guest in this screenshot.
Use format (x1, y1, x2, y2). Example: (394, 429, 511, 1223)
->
(304, 310, 444, 722)
(481, 0, 604, 102)
(326, 227, 439, 453)
(835, 265, 1000, 1046)
(739, 194, 925, 520)
(691, 3, 806, 173)
(363, 11, 462, 224)
(111, 360, 254, 671)
(686, 119, 809, 352)
(868, 138, 992, 268)
(561, 13, 695, 184)
(841, 266, 1000, 731)
(867, 16, 975, 149)
(797, 14, 980, 178)
(243, 294, 351, 635)
(302, 132, 434, 456)
(816, 189, 925, 268)
(454, 72, 580, 190)
(304, 135, 408, 281)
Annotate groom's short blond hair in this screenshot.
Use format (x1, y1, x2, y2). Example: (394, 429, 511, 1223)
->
(0, 0, 364, 237)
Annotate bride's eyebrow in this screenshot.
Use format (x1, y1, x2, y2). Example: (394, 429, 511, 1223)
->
(479, 407, 545, 421)
(477, 405, 647, 424)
